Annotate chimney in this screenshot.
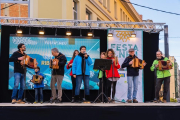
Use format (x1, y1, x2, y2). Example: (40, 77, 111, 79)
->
(139, 14, 143, 21)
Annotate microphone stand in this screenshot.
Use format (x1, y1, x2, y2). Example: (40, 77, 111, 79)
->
(153, 65, 157, 102)
(23, 65, 31, 104)
(82, 53, 91, 103)
(111, 59, 114, 102)
(83, 54, 86, 102)
(44, 69, 54, 103)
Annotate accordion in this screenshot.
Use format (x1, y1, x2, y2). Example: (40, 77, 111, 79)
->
(31, 75, 43, 84)
(132, 58, 145, 69)
(158, 60, 172, 71)
(49, 59, 59, 69)
(22, 55, 37, 69)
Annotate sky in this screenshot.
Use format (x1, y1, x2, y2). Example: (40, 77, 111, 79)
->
(130, 0, 180, 65)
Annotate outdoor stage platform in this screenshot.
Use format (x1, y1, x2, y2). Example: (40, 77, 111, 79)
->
(0, 103, 180, 120)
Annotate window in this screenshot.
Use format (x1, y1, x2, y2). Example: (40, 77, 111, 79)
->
(99, 0, 102, 4)
(123, 12, 125, 21)
(73, 0, 77, 20)
(114, 1, 117, 19)
(86, 9, 91, 20)
(103, 0, 107, 8)
(120, 8, 122, 21)
(107, 0, 110, 11)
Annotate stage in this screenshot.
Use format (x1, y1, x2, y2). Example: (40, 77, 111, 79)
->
(0, 103, 179, 120)
(0, 102, 180, 107)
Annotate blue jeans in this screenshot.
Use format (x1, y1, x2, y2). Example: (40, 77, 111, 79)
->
(75, 75, 89, 95)
(35, 88, 43, 102)
(11, 73, 25, 100)
(127, 76, 139, 100)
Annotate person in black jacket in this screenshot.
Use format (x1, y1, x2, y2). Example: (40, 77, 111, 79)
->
(50, 48, 67, 103)
(9, 43, 26, 104)
(122, 48, 146, 103)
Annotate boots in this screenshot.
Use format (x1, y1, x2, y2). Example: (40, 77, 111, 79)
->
(74, 95, 81, 103)
(71, 97, 75, 103)
(83, 95, 91, 103)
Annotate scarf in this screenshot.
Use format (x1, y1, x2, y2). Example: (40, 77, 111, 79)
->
(79, 52, 86, 75)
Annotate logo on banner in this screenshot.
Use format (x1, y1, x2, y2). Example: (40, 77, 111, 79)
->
(116, 31, 133, 42)
(12, 37, 37, 45)
(119, 73, 125, 77)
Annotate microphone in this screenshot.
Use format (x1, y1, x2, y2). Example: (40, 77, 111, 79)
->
(83, 51, 87, 55)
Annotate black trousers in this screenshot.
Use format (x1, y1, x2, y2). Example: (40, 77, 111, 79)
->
(155, 77, 170, 100)
(107, 80, 117, 99)
(71, 76, 76, 98)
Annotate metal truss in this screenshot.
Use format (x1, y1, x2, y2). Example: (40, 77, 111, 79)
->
(0, 17, 165, 32)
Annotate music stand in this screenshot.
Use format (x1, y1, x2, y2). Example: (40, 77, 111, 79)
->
(93, 59, 112, 103)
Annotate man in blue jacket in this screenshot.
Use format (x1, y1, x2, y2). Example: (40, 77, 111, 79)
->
(30, 66, 45, 104)
(72, 46, 92, 102)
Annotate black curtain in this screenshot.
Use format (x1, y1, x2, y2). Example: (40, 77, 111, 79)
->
(143, 32, 159, 101)
(0, 26, 158, 103)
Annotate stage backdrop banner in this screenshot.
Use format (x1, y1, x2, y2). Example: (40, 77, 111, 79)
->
(107, 29, 144, 102)
(9, 35, 100, 90)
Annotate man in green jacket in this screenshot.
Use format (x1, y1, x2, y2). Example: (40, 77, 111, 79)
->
(150, 51, 173, 103)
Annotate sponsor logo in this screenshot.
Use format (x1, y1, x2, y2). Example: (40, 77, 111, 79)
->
(116, 31, 133, 42)
(119, 73, 125, 77)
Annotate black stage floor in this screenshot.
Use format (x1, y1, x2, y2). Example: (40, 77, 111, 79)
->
(0, 103, 180, 120)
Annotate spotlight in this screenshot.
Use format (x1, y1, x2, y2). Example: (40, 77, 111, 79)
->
(131, 32, 136, 38)
(87, 32, 93, 37)
(66, 31, 71, 36)
(17, 29, 22, 34)
(39, 30, 44, 35)
(108, 33, 113, 37)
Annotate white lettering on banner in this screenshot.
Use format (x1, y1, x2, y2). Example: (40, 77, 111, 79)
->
(44, 41, 67, 45)
(43, 55, 52, 60)
(12, 37, 37, 45)
(108, 30, 144, 102)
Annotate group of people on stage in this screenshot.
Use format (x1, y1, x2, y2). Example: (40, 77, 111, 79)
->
(9, 43, 173, 104)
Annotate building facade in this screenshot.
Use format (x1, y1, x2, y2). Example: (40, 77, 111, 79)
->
(0, 0, 142, 22)
(30, 0, 142, 22)
(169, 56, 180, 99)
